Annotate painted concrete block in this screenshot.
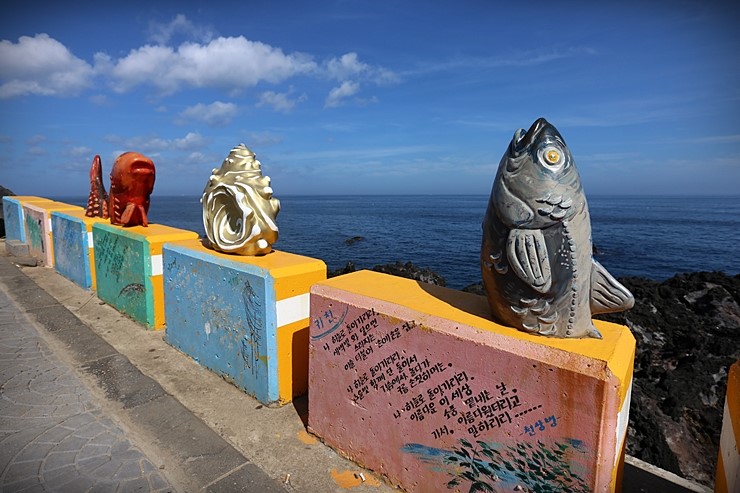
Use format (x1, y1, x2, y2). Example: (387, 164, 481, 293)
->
(3, 196, 48, 243)
(93, 223, 198, 329)
(163, 239, 326, 405)
(22, 201, 83, 267)
(308, 270, 635, 493)
(52, 209, 108, 290)
(716, 360, 739, 493)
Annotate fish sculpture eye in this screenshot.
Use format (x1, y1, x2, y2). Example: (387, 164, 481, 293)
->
(539, 145, 565, 171)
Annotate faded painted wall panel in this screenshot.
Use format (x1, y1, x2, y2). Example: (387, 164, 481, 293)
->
(308, 270, 635, 493)
(52, 212, 89, 289)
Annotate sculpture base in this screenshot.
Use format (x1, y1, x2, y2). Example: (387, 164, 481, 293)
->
(163, 239, 326, 405)
(308, 270, 635, 492)
(92, 223, 198, 329)
(22, 201, 83, 267)
(52, 210, 108, 290)
(5, 240, 30, 257)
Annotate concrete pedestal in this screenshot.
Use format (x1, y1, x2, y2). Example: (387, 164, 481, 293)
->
(52, 210, 108, 290)
(716, 360, 739, 493)
(2, 196, 47, 243)
(22, 201, 83, 267)
(308, 270, 635, 493)
(163, 239, 326, 405)
(92, 223, 198, 329)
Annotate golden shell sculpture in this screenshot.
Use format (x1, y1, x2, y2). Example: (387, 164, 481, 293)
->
(201, 144, 280, 256)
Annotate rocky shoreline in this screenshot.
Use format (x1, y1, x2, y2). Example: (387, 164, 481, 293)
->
(330, 262, 739, 488)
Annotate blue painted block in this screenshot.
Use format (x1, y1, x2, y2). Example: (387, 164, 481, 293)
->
(52, 210, 106, 290)
(163, 239, 326, 405)
(3, 196, 46, 243)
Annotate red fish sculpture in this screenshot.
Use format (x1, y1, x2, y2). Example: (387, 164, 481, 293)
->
(85, 155, 109, 218)
(108, 152, 156, 227)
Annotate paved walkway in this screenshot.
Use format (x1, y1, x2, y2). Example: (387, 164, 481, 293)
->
(0, 287, 172, 492)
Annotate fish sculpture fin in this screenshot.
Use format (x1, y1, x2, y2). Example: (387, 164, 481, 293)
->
(590, 259, 635, 314)
(119, 203, 148, 226)
(506, 228, 552, 293)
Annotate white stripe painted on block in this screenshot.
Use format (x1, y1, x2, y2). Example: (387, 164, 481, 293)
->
(720, 398, 739, 493)
(87, 231, 94, 248)
(47, 218, 52, 232)
(276, 293, 310, 327)
(151, 254, 163, 276)
(615, 379, 633, 464)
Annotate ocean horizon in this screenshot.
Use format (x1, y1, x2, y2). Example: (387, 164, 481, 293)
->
(51, 194, 740, 289)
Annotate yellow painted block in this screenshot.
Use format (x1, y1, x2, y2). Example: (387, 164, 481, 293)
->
(717, 360, 740, 493)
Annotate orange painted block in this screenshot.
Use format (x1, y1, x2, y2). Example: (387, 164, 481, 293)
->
(716, 360, 740, 493)
(22, 201, 83, 267)
(308, 270, 634, 493)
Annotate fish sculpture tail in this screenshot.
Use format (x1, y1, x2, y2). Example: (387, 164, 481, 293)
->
(85, 155, 109, 218)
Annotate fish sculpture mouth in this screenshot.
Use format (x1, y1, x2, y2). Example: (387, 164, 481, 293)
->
(512, 117, 549, 156)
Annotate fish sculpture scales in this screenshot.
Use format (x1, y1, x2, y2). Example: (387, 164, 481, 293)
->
(85, 155, 109, 218)
(481, 118, 634, 338)
(202, 144, 280, 256)
(108, 152, 156, 227)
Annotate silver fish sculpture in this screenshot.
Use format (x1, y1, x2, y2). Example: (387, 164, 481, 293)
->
(202, 144, 280, 256)
(481, 118, 634, 338)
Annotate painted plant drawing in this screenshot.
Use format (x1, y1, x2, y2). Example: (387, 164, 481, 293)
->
(403, 438, 590, 492)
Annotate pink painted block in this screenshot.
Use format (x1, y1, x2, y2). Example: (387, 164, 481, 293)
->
(308, 270, 634, 493)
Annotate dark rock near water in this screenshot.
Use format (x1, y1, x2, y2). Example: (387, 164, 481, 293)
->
(595, 271, 739, 487)
(0, 185, 15, 238)
(328, 261, 446, 287)
(344, 236, 365, 246)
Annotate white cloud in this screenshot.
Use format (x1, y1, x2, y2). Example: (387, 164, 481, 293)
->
(66, 146, 94, 159)
(177, 101, 238, 126)
(108, 36, 317, 94)
(257, 89, 307, 113)
(325, 81, 360, 108)
(149, 14, 214, 45)
(105, 131, 208, 155)
(0, 34, 94, 98)
(325, 52, 398, 85)
(248, 132, 283, 147)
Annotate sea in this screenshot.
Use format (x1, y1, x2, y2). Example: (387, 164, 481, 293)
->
(53, 195, 740, 290)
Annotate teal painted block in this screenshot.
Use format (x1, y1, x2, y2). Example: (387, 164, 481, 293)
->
(163, 243, 278, 404)
(93, 223, 151, 326)
(3, 197, 25, 242)
(52, 212, 92, 289)
(24, 207, 47, 264)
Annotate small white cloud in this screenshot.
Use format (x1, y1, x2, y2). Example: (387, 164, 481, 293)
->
(177, 101, 238, 126)
(325, 80, 360, 108)
(174, 132, 208, 150)
(108, 36, 317, 94)
(28, 146, 47, 156)
(248, 132, 283, 147)
(325, 52, 398, 85)
(149, 14, 214, 45)
(0, 34, 94, 98)
(27, 134, 46, 145)
(105, 131, 208, 154)
(257, 89, 307, 113)
(89, 94, 109, 106)
(66, 146, 94, 159)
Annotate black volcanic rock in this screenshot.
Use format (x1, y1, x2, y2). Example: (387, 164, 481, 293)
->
(0, 185, 15, 237)
(328, 260, 446, 286)
(595, 271, 739, 487)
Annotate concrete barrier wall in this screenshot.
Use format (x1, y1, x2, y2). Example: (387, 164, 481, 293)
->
(93, 222, 198, 329)
(716, 360, 739, 493)
(22, 201, 83, 267)
(52, 209, 108, 290)
(3, 196, 47, 243)
(163, 239, 326, 405)
(308, 270, 635, 492)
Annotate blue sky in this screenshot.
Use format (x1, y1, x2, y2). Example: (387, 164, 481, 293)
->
(1, 1, 738, 197)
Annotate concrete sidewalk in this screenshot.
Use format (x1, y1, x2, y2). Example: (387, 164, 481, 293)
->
(0, 247, 712, 493)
